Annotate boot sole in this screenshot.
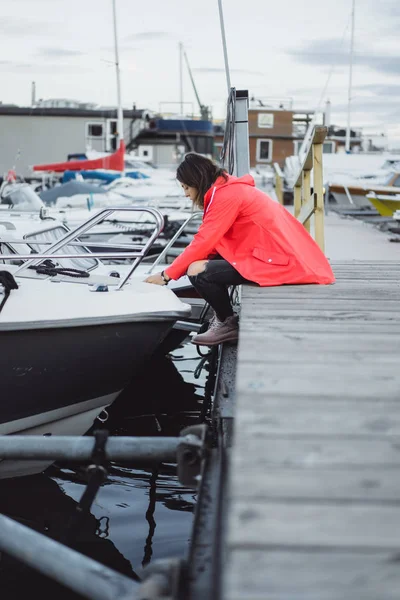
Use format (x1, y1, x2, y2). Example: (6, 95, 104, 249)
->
(191, 333, 239, 347)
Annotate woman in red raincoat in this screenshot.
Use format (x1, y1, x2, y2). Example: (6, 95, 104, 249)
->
(145, 153, 335, 346)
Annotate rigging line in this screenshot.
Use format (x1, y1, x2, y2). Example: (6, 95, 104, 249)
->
(217, 0, 231, 94)
(298, 14, 352, 159)
(315, 14, 352, 114)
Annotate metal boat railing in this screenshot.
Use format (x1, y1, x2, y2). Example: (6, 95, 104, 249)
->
(145, 210, 202, 274)
(0, 206, 164, 290)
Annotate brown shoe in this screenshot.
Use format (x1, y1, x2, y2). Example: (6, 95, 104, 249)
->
(192, 315, 239, 346)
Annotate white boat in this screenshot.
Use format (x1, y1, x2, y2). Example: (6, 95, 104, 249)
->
(0, 183, 198, 290)
(327, 170, 400, 208)
(0, 191, 205, 346)
(0, 206, 192, 479)
(283, 152, 400, 208)
(1, 180, 197, 253)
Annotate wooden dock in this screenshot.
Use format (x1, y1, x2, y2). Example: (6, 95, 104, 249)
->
(223, 259, 400, 600)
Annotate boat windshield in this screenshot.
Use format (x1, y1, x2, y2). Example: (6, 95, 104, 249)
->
(0, 184, 44, 212)
(25, 226, 98, 271)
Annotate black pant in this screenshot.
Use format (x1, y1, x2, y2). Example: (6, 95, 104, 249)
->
(188, 258, 254, 322)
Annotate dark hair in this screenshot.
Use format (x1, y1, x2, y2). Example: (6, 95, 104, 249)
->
(176, 153, 228, 208)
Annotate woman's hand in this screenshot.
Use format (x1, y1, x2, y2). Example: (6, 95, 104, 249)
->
(144, 272, 168, 286)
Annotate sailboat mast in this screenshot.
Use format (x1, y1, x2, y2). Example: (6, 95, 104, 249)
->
(179, 42, 184, 115)
(217, 0, 231, 93)
(112, 0, 124, 146)
(345, 0, 355, 153)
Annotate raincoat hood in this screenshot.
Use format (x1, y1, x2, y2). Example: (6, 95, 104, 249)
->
(204, 174, 255, 209)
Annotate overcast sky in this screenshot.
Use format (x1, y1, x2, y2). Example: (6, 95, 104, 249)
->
(1, 0, 400, 146)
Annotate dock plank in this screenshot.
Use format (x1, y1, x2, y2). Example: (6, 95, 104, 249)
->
(227, 550, 400, 600)
(228, 467, 400, 502)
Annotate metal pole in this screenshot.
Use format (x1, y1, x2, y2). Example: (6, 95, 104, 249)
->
(0, 435, 198, 462)
(183, 47, 205, 118)
(1, 250, 155, 261)
(217, 0, 231, 93)
(0, 513, 138, 600)
(146, 211, 202, 274)
(112, 0, 124, 148)
(234, 90, 250, 177)
(345, 0, 355, 154)
(179, 42, 184, 115)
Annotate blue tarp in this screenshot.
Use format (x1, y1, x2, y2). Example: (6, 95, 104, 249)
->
(61, 170, 150, 183)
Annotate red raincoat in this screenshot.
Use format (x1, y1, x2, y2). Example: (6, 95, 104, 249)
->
(165, 174, 335, 286)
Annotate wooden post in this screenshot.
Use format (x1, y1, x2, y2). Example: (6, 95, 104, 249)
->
(302, 170, 311, 233)
(273, 163, 284, 205)
(313, 141, 325, 252)
(291, 126, 327, 254)
(294, 185, 301, 218)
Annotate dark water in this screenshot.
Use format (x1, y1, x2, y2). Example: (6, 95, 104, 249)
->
(0, 339, 209, 598)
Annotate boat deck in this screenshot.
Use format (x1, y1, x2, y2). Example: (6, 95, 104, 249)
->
(223, 213, 400, 599)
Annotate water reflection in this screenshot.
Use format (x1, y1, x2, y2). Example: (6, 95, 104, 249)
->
(0, 344, 206, 598)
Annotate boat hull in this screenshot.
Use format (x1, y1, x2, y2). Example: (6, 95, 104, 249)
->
(0, 395, 118, 479)
(329, 183, 400, 208)
(329, 189, 372, 208)
(1, 319, 175, 478)
(367, 197, 400, 217)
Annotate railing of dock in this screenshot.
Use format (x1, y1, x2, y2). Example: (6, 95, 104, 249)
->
(273, 162, 284, 205)
(293, 125, 327, 253)
(274, 125, 327, 253)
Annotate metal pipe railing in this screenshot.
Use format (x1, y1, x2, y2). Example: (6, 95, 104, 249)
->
(0, 513, 138, 600)
(0, 431, 207, 599)
(0, 238, 154, 251)
(146, 210, 202, 274)
(1, 206, 164, 290)
(0, 435, 199, 462)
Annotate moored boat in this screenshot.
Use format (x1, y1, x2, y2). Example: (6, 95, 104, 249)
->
(365, 192, 400, 217)
(0, 266, 190, 479)
(328, 171, 400, 208)
(0, 205, 192, 479)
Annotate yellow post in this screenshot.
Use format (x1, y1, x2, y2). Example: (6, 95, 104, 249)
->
(302, 170, 311, 234)
(312, 142, 325, 252)
(294, 185, 301, 218)
(291, 125, 327, 253)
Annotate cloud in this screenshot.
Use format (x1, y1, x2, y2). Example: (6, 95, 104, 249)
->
(124, 31, 174, 42)
(288, 38, 400, 76)
(100, 45, 141, 54)
(356, 84, 400, 96)
(379, 0, 400, 17)
(193, 67, 265, 76)
(331, 95, 400, 115)
(0, 17, 54, 36)
(0, 61, 89, 74)
(36, 48, 85, 58)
